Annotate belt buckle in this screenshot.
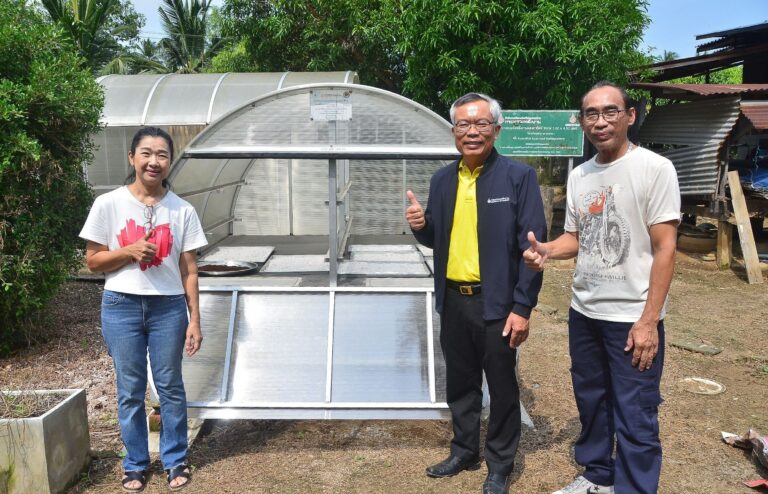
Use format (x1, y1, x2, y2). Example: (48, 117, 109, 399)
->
(459, 285, 473, 296)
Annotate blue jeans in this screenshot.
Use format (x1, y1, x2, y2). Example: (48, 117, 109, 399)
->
(569, 308, 664, 494)
(101, 290, 189, 472)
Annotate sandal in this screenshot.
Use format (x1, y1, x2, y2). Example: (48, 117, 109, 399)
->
(121, 470, 147, 493)
(165, 464, 192, 491)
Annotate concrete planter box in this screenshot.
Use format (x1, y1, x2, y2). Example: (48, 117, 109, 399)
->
(0, 389, 90, 494)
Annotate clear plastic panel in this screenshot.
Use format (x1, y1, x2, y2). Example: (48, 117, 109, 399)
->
(100, 74, 164, 125)
(228, 293, 330, 402)
(332, 293, 430, 402)
(214, 158, 250, 185)
(88, 130, 110, 186)
(183, 194, 207, 225)
(166, 125, 206, 155)
(348, 159, 449, 235)
(432, 306, 446, 403)
(203, 186, 236, 227)
(348, 159, 402, 235)
(144, 74, 222, 125)
(194, 86, 452, 149)
(171, 158, 221, 194)
(208, 73, 284, 122)
(87, 127, 135, 189)
(203, 222, 230, 247)
(182, 293, 233, 402)
(291, 159, 329, 235)
(233, 159, 290, 235)
(281, 71, 353, 88)
(106, 127, 133, 185)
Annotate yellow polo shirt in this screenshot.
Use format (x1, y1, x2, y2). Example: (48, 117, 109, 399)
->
(447, 161, 482, 282)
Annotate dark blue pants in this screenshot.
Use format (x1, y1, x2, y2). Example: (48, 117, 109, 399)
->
(440, 288, 520, 476)
(568, 308, 664, 494)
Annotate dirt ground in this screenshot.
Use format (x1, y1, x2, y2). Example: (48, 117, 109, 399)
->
(1, 253, 767, 494)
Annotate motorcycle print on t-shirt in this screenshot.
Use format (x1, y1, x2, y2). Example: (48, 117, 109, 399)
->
(117, 218, 174, 271)
(577, 185, 630, 272)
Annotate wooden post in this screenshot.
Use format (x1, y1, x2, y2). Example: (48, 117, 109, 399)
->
(716, 220, 732, 269)
(727, 171, 763, 284)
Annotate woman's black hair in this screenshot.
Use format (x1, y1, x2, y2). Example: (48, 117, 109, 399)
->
(124, 126, 175, 188)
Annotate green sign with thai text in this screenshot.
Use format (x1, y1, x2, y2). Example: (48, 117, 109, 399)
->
(497, 110, 584, 157)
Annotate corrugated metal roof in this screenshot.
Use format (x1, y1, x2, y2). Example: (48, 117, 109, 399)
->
(638, 97, 741, 196)
(630, 83, 768, 98)
(695, 22, 768, 53)
(696, 22, 768, 41)
(628, 43, 768, 82)
(740, 101, 768, 130)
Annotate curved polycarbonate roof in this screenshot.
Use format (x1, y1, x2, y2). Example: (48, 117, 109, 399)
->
(182, 83, 454, 155)
(169, 83, 457, 245)
(96, 72, 359, 126)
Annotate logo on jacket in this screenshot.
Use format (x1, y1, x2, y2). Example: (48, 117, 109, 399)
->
(487, 197, 510, 204)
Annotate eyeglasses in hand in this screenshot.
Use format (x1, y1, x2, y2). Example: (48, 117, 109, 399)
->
(453, 120, 497, 135)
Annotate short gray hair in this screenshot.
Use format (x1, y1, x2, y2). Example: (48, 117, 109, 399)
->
(449, 93, 503, 125)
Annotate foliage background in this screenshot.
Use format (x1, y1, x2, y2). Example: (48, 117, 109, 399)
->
(0, 2, 103, 355)
(216, 0, 651, 115)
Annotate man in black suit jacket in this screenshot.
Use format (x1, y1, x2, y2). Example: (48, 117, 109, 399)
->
(406, 93, 547, 494)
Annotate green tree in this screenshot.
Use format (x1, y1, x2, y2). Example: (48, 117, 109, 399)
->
(101, 38, 169, 74)
(219, 0, 405, 91)
(217, 0, 649, 114)
(0, 2, 103, 354)
(671, 66, 743, 85)
(159, 0, 224, 73)
(399, 0, 650, 113)
(40, 0, 145, 74)
(661, 50, 679, 62)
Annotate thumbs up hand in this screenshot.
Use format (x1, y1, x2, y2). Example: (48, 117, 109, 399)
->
(523, 231, 548, 271)
(405, 190, 426, 231)
(128, 227, 158, 264)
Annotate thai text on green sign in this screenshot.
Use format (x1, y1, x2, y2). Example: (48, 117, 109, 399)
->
(497, 110, 584, 157)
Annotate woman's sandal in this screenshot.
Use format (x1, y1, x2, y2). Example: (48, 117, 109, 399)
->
(121, 470, 147, 493)
(166, 464, 192, 491)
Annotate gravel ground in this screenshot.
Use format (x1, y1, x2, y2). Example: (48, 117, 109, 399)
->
(1, 254, 767, 493)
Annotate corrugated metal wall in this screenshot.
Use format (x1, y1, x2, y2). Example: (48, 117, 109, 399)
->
(638, 97, 741, 196)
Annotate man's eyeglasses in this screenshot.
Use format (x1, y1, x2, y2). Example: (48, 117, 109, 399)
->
(143, 204, 155, 232)
(580, 109, 628, 124)
(453, 120, 497, 135)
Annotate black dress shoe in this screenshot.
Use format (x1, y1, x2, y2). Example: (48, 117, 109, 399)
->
(482, 473, 511, 494)
(425, 455, 481, 478)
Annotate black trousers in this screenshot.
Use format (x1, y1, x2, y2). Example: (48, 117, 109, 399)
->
(440, 288, 521, 476)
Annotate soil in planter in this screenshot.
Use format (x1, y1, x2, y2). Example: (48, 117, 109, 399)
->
(0, 392, 69, 419)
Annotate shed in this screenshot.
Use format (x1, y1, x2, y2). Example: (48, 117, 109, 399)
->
(630, 83, 768, 281)
(89, 72, 358, 195)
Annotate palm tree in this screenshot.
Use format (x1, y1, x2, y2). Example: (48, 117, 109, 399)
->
(42, 0, 117, 70)
(100, 39, 168, 75)
(158, 0, 223, 73)
(42, 0, 143, 74)
(661, 50, 679, 62)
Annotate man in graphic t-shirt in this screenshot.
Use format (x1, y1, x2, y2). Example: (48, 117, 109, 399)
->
(524, 81, 680, 494)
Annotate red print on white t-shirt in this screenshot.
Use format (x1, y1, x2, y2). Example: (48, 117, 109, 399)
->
(117, 219, 174, 271)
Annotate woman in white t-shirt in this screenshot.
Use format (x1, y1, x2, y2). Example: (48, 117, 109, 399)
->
(79, 127, 207, 492)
